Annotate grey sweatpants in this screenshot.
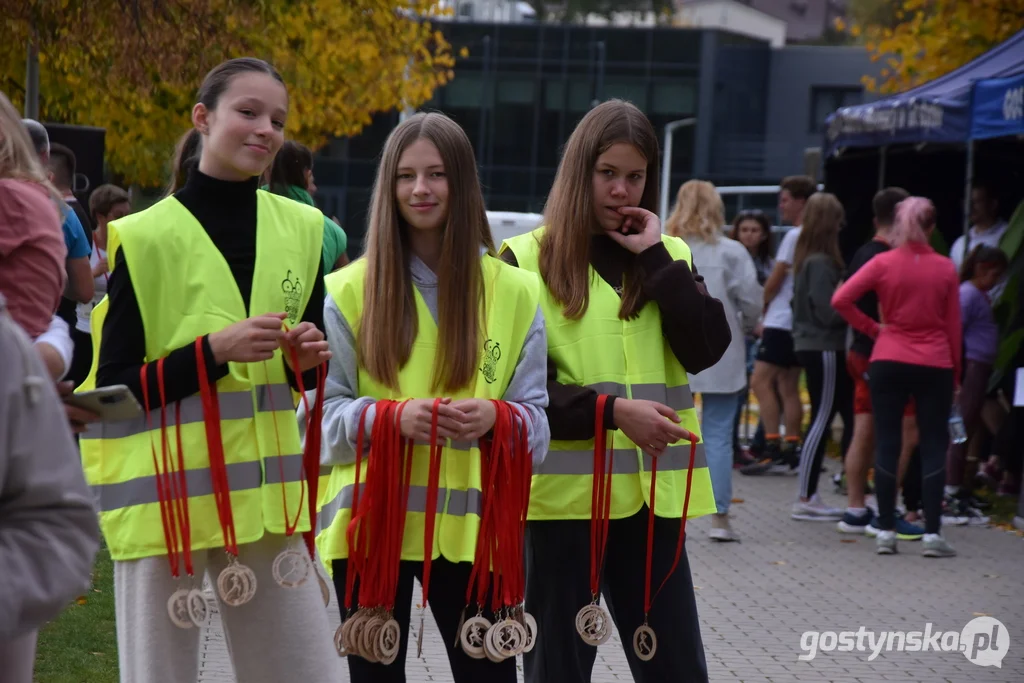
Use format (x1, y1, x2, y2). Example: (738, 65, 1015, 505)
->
(114, 534, 341, 683)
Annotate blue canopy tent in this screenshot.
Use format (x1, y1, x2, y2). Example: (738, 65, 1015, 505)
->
(971, 72, 1024, 141)
(825, 28, 1024, 155)
(823, 29, 1024, 245)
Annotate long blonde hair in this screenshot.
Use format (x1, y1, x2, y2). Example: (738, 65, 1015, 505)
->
(0, 92, 59, 200)
(793, 193, 845, 274)
(539, 99, 659, 320)
(359, 112, 494, 393)
(664, 180, 724, 244)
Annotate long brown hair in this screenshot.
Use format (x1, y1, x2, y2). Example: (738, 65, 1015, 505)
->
(793, 193, 845, 274)
(539, 99, 659, 320)
(359, 112, 494, 393)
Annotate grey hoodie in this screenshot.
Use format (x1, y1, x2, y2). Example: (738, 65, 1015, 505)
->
(792, 253, 848, 352)
(0, 295, 100, 680)
(316, 253, 550, 467)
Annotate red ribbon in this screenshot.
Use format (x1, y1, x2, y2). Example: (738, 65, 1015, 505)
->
(345, 400, 414, 612)
(195, 338, 238, 558)
(275, 333, 328, 560)
(465, 401, 533, 614)
(343, 404, 372, 612)
(642, 429, 699, 618)
(141, 358, 193, 578)
(419, 400, 445, 613)
(589, 395, 614, 601)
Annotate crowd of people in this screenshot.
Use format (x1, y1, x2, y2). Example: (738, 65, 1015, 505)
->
(674, 172, 1023, 556)
(0, 53, 1021, 683)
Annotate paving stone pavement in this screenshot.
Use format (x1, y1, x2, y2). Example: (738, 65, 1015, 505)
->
(197, 469, 1024, 682)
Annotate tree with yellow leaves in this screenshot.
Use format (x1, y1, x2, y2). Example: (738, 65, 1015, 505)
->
(1, 0, 456, 186)
(838, 0, 1024, 93)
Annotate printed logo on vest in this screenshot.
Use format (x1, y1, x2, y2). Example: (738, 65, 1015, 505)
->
(281, 270, 302, 323)
(480, 339, 501, 384)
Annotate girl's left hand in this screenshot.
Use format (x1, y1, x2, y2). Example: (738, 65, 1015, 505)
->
(607, 206, 663, 254)
(280, 322, 331, 373)
(449, 398, 497, 441)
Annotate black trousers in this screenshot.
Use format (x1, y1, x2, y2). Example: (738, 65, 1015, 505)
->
(524, 510, 708, 683)
(869, 361, 954, 534)
(795, 350, 853, 499)
(332, 558, 517, 683)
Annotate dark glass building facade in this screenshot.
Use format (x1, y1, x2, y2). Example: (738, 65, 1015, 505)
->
(315, 23, 773, 252)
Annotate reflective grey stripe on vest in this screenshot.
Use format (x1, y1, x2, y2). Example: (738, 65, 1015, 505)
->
(254, 383, 298, 413)
(316, 483, 483, 536)
(642, 442, 707, 471)
(586, 381, 627, 398)
(583, 382, 695, 412)
(80, 383, 293, 441)
(535, 443, 706, 475)
(630, 384, 695, 411)
(91, 452, 309, 512)
(534, 449, 642, 476)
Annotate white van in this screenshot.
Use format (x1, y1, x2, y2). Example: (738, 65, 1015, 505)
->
(486, 211, 543, 247)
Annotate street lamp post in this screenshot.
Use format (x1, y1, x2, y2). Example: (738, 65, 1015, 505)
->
(659, 118, 696, 223)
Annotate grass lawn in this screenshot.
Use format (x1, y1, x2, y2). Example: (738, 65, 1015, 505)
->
(34, 548, 118, 683)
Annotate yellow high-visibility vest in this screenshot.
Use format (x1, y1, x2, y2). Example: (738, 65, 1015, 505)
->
(316, 254, 540, 565)
(78, 191, 323, 561)
(501, 228, 715, 521)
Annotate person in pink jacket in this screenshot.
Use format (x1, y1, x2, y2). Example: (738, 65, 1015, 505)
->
(831, 197, 961, 558)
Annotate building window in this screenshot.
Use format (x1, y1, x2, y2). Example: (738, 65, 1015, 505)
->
(810, 86, 862, 133)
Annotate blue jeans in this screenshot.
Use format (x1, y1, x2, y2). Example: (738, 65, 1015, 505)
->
(701, 391, 745, 515)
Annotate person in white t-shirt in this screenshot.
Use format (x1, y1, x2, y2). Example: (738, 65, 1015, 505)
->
(742, 176, 815, 476)
(950, 185, 1007, 270)
(67, 184, 130, 387)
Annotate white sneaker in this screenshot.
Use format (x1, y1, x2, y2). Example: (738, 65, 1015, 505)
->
(791, 493, 844, 521)
(709, 513, 739, 542)
(876, 530, 897, 555)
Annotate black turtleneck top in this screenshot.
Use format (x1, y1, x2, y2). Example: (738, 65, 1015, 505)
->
(97, 170, 326, 408)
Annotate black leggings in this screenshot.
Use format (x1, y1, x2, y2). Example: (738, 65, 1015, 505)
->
(869, 361, 954, 534)
(795, 350, 853, 499)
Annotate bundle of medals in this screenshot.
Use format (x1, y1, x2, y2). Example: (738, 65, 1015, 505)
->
(455, 400, 536, 662)
(574, 394, 700, 662)
(334, 400, 411, 665)
(155, 338, 327, 630)
(334, 398, 537, 665)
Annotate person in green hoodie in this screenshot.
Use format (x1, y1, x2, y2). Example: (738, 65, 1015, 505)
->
(266, 140, 349, 272)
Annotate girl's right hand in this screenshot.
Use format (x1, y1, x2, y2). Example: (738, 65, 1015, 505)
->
(208, 313, 288, 364)
(398, 398, 464, 443)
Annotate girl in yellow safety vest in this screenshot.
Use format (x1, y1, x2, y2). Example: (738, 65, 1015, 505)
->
(500, 100, 731, 683)
(84, 58, 342, 682)
(316, 112, 549, 682)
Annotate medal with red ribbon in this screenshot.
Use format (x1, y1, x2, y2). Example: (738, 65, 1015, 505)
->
(142, 358, 211, 628)
(263, 330, 328, 594)
(195, 338, 258, 607)
(575, 394, 615, 646)
(632, 427, 700, 662)
(458, 400, 535, 662)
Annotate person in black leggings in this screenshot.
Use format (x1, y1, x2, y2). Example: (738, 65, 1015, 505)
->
(832, 197, 960, 558)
